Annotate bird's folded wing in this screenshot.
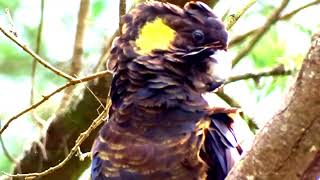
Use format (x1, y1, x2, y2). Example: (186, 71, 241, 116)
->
(201, 112, 242, 180)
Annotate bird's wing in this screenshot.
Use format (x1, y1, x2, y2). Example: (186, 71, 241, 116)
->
(200, 112, 243, 180)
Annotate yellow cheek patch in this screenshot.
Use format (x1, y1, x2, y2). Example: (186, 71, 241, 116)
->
(135, 18, 176, 55)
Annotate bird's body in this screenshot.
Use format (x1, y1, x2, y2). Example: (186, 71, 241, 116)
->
(91, 2, 241, 179)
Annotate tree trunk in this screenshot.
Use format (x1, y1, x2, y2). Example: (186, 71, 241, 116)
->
(226, 33, 320, 179)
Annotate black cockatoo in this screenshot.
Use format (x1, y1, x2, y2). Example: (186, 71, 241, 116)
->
(91, 1, 242, 179)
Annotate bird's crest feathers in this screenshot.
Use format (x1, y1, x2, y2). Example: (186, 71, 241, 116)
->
(135, 18, 176, 55)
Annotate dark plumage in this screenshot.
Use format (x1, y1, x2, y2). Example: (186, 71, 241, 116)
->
(91, 1, 241, 180)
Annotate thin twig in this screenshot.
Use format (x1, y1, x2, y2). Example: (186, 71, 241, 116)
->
(0, 123, 17, 164)
(0, 26, 74, 81)
(0, 70, 110, 136)
(226, 65, 296, 84)
(1, 102, 110, 179)
(231, 0, 290, 67)
(4, 9, 18, 37)
(229, 0, 320, 47)
(0, 122, 22, 174)
(225, 0, 256, 30)
(75, 74, 105, 109)
(30, 0, 46, 128)
(280, 0, 320, 20)
(219, 64, 296, 131)
(59, 0, 90, 109)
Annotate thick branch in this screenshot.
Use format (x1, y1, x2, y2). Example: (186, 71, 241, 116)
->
(226, 33, 320, 179)
(70, 0, 89, 76)
(59, 0, 90, 109)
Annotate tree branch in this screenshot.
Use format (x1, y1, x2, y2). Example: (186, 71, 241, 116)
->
(70, 0, 89, 77)
(216, 90, 259, 132)
(30, 0, 46, 129)
(59, 0, 90, 110)
(3, 107, 109, 179)
(226, 32, 320, 179)
(0, 70, 110, 136)
(11, 71, 112, 179)
(225, 0, 256, 30)
(226, 65, 295, 84)
(119, 0, 126, 35)
(0, 26, 74, 81)
(229, 0, 320, 48)
(231, 0, 290, 67)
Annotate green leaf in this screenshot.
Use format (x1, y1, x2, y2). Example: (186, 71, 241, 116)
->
(92, 0, 106, 17)
(250, 27, 285, 69)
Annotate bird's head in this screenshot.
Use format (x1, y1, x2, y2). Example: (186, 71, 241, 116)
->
(108, 1, 229, 93)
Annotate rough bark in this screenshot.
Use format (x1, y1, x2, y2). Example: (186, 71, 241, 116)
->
(226, 33, 320, 179)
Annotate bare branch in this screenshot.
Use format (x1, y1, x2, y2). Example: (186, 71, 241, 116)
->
(231, 0, 290, 67)
(2, 105, 109, 179)
(278, 0, 320, 20)
(215, 90, 259, 131)
(0, 70, 110, 136)
(226, 65, 296, 84)
(0, 26, 74, 80)
(30, 0, 46, 128)
(0, 122, 18, 164)
(70, 0, 90, 76)
(119, 0, 126, 35)
(59, 0, 91, 109)
(229, 0, 320, 48)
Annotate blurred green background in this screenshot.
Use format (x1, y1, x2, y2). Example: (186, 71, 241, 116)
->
(0, 0, 319, 179)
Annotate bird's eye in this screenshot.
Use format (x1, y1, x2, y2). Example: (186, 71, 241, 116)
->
(192, 30, 204, 43)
